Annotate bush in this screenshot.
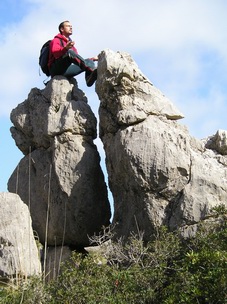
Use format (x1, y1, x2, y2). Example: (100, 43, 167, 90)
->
(0, 211, 226, 304)
(161, 217, 227, 304)
(0, 276, 51, 304)
(49, 253, 156, 304)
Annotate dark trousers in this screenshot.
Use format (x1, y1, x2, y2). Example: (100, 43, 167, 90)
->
(50, 49, 96, 78)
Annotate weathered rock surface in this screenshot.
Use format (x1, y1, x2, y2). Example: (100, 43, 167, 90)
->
(7, 48, 227, 248)
(8, 77, 111, 247)
(205, 129, 227, 155)
(96, 49, 227, 240)
(97, 49, 184, 139)
(0, 192, 41, 279)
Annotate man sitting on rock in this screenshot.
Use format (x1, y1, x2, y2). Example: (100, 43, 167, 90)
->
(48, 20, 98, 87)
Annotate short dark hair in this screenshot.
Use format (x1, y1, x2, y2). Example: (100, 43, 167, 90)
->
(58, 21, 70, 34)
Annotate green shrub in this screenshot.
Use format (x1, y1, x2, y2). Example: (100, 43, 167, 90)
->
(0, 276, 51, 304)
(161, 218, 227, 304)
(0, 211, 226, 304)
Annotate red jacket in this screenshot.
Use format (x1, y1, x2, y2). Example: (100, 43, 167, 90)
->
(48, 33, 78, 68)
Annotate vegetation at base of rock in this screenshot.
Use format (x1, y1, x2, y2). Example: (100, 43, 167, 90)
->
(0, 210, 226, 304)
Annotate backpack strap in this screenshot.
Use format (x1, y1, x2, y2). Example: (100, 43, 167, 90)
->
(59, 38, 64, 48)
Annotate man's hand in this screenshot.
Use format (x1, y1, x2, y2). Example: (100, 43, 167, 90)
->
(65, 41, 75, 50)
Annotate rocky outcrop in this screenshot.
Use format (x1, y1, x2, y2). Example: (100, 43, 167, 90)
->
(97, 50, 184, 139)
(96, 49, 227, 240)
(8, 77, 111, 247)
(7, 48, 227, 251)
(0, 192, 41, 279)
(205, 129, 227, 155)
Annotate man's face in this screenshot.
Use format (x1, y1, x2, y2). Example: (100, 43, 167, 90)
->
(61, 22, 73, 36)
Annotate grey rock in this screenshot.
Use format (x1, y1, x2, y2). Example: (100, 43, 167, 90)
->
(96, 49, 184, 137)
(8, 76, 111, 247)
(8, 48, 227, 247)
(96, 49, 227, 240)
(0, 192, 41, 279)
(10, 77, 96, 155)
(204, 129, 227, 155)
(179, 215, 226, 238)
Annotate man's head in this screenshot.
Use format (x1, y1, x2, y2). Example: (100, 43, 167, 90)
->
(59, 21, 73, 37)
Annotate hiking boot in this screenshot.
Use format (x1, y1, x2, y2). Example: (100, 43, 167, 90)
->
(85, 69, 97, 87)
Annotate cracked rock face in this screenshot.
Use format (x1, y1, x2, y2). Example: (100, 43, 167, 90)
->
(8, 77, 111, 247)
(96, 49, 227, 240)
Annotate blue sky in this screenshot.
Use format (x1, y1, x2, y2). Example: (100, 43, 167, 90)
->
(1, 0, 227, 199)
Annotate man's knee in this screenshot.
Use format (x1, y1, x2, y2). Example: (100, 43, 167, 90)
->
(84, 58, 96, 70)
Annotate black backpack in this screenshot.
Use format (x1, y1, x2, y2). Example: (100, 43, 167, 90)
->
(39, 38, 63, 76)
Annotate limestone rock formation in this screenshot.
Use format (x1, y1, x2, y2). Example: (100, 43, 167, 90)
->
(205, 129, 227, 155)
(96, 49, 227, 240)
(8, 77, 111, 247)
(7, 48, 227, 248)
(0, 192, 41, 279)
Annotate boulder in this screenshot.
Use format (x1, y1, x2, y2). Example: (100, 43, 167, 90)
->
(0, 192, 41, 279)
(96, 49, 184, 138)
(205, 129, 227, 155)
(8, 49, 227, 245)
(8, 77, 111, 247)
(10, 77, 96, 154)
(96, 49, 227, 240)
